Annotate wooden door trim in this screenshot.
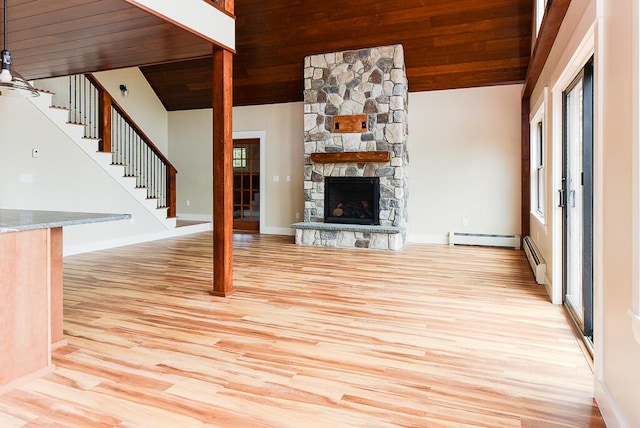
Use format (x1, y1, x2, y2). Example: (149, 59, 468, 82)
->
(232, 138, 261, 232)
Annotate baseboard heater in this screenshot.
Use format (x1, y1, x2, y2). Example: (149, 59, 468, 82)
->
(448, 232, 521, 249)
(522, 236, 546, 285)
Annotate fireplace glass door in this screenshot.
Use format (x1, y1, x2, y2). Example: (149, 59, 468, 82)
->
(324, 177, 379, 225)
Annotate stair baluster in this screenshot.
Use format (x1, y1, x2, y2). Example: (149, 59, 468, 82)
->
(67, 74, 177, 218)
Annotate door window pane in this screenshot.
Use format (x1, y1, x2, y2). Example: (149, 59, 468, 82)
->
(565, 78, 585, 321)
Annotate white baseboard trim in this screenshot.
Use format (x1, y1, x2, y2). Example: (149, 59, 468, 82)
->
(261, 226, 295, 236)
(407, 234, 449, 245)
(595, 378, 628, 428)
(177, 212, 212, 222)
(64, 222, 212, 256)
(544, 282, 556, 304)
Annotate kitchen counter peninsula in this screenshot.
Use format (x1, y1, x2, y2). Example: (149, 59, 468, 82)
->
(0, 209, 130, 392)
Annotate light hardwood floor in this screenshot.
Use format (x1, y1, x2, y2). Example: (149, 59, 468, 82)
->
(0, 233, 604, 427)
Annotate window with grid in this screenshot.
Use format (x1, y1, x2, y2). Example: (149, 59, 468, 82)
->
(530, 106, 545, 223)
(233, 147, 247, 168)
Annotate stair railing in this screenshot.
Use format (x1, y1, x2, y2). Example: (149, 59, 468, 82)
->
(68, 74, 177, 218)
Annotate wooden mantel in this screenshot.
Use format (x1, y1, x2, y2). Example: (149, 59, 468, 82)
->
(310, 151, 391, 164)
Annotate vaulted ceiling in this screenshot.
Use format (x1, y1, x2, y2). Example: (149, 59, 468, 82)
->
(5, 0, 532, 111)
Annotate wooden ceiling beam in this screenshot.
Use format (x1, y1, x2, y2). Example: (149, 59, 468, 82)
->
(522, 0, 572, 99)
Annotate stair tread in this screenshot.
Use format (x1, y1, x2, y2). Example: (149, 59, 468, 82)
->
(30, 88, 176, 228)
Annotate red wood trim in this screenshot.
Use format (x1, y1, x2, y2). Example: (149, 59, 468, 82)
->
(521, 98, 531, 240)
(99, 91, 112, 153)
(86, 73, 178, 220)
(212, 49, 235, 297)
(310, 151, 391, 164)
(332, 115, 369, 133)
(202, 0, 235, 18)
(86, 75, 176, 170)
(166, 167, 177, 218)
(522, 0, 571, 99)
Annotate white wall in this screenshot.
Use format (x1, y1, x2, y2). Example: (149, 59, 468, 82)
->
(529, 0, 640, 425)
(93, 68, 169, 154)
(0, 97, 168, 253)
(408, 85, 522, 243)
(169, 109, 213, 219)
(597, 0, 640, 426)
(169, 86, 522, 240)
(168, 103, 304, 233)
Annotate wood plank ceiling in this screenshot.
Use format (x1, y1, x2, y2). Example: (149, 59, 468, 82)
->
(3, 0, 212, 81)
(3, 0, 532, 110)
(143, 0, 533, 110)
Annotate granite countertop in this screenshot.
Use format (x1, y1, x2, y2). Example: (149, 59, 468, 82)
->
(0, 209, 131, 233)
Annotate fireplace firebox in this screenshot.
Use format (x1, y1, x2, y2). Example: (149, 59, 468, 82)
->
(324, 177, 380, 225)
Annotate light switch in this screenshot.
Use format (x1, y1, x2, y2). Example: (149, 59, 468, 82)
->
(19, 173, 34, 183)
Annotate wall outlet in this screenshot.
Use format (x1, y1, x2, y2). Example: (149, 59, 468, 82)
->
(286, 175, 291, 182)
(32, 148, 39, 158)
(186, 199, 191, 207)
(295, 212, 300, 220)
(273, 175, 280, 182)
(461, 217, 468, 227)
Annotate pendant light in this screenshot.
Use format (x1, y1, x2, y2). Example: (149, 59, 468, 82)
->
(0, 0, 38, 97)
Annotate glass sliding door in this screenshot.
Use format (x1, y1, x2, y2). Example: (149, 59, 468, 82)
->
(562, 58, 594, 342)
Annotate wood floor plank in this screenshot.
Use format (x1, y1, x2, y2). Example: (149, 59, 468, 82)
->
(0, 233, 604, 427)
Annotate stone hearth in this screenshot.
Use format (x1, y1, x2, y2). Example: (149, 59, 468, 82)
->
(292, 44, 408, 251)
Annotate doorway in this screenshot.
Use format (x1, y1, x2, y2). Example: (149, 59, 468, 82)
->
(561, 57, 594, 343)
(233, 138, 260, 232)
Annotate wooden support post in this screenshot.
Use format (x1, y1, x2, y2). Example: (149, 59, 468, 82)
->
(212, 48, 234, 297)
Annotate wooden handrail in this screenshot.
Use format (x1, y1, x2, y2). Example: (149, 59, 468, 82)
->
(84, 73, 178, 218)
(85, 74, 176, 170)
(201, 0, 235, 18)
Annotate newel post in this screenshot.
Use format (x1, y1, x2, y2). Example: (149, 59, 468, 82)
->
(99, 89, 112, 153)
(166, 166, 177, 218)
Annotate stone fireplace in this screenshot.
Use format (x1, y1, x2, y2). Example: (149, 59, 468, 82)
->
(291, 44, 408, 250)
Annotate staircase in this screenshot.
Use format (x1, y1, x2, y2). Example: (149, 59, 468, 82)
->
(28, 75, 177, 229)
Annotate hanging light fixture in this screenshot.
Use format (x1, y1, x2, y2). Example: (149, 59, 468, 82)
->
(0, 0, 38, 97)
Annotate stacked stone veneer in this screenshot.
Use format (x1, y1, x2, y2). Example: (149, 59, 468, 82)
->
(295, 44, 409, 250)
